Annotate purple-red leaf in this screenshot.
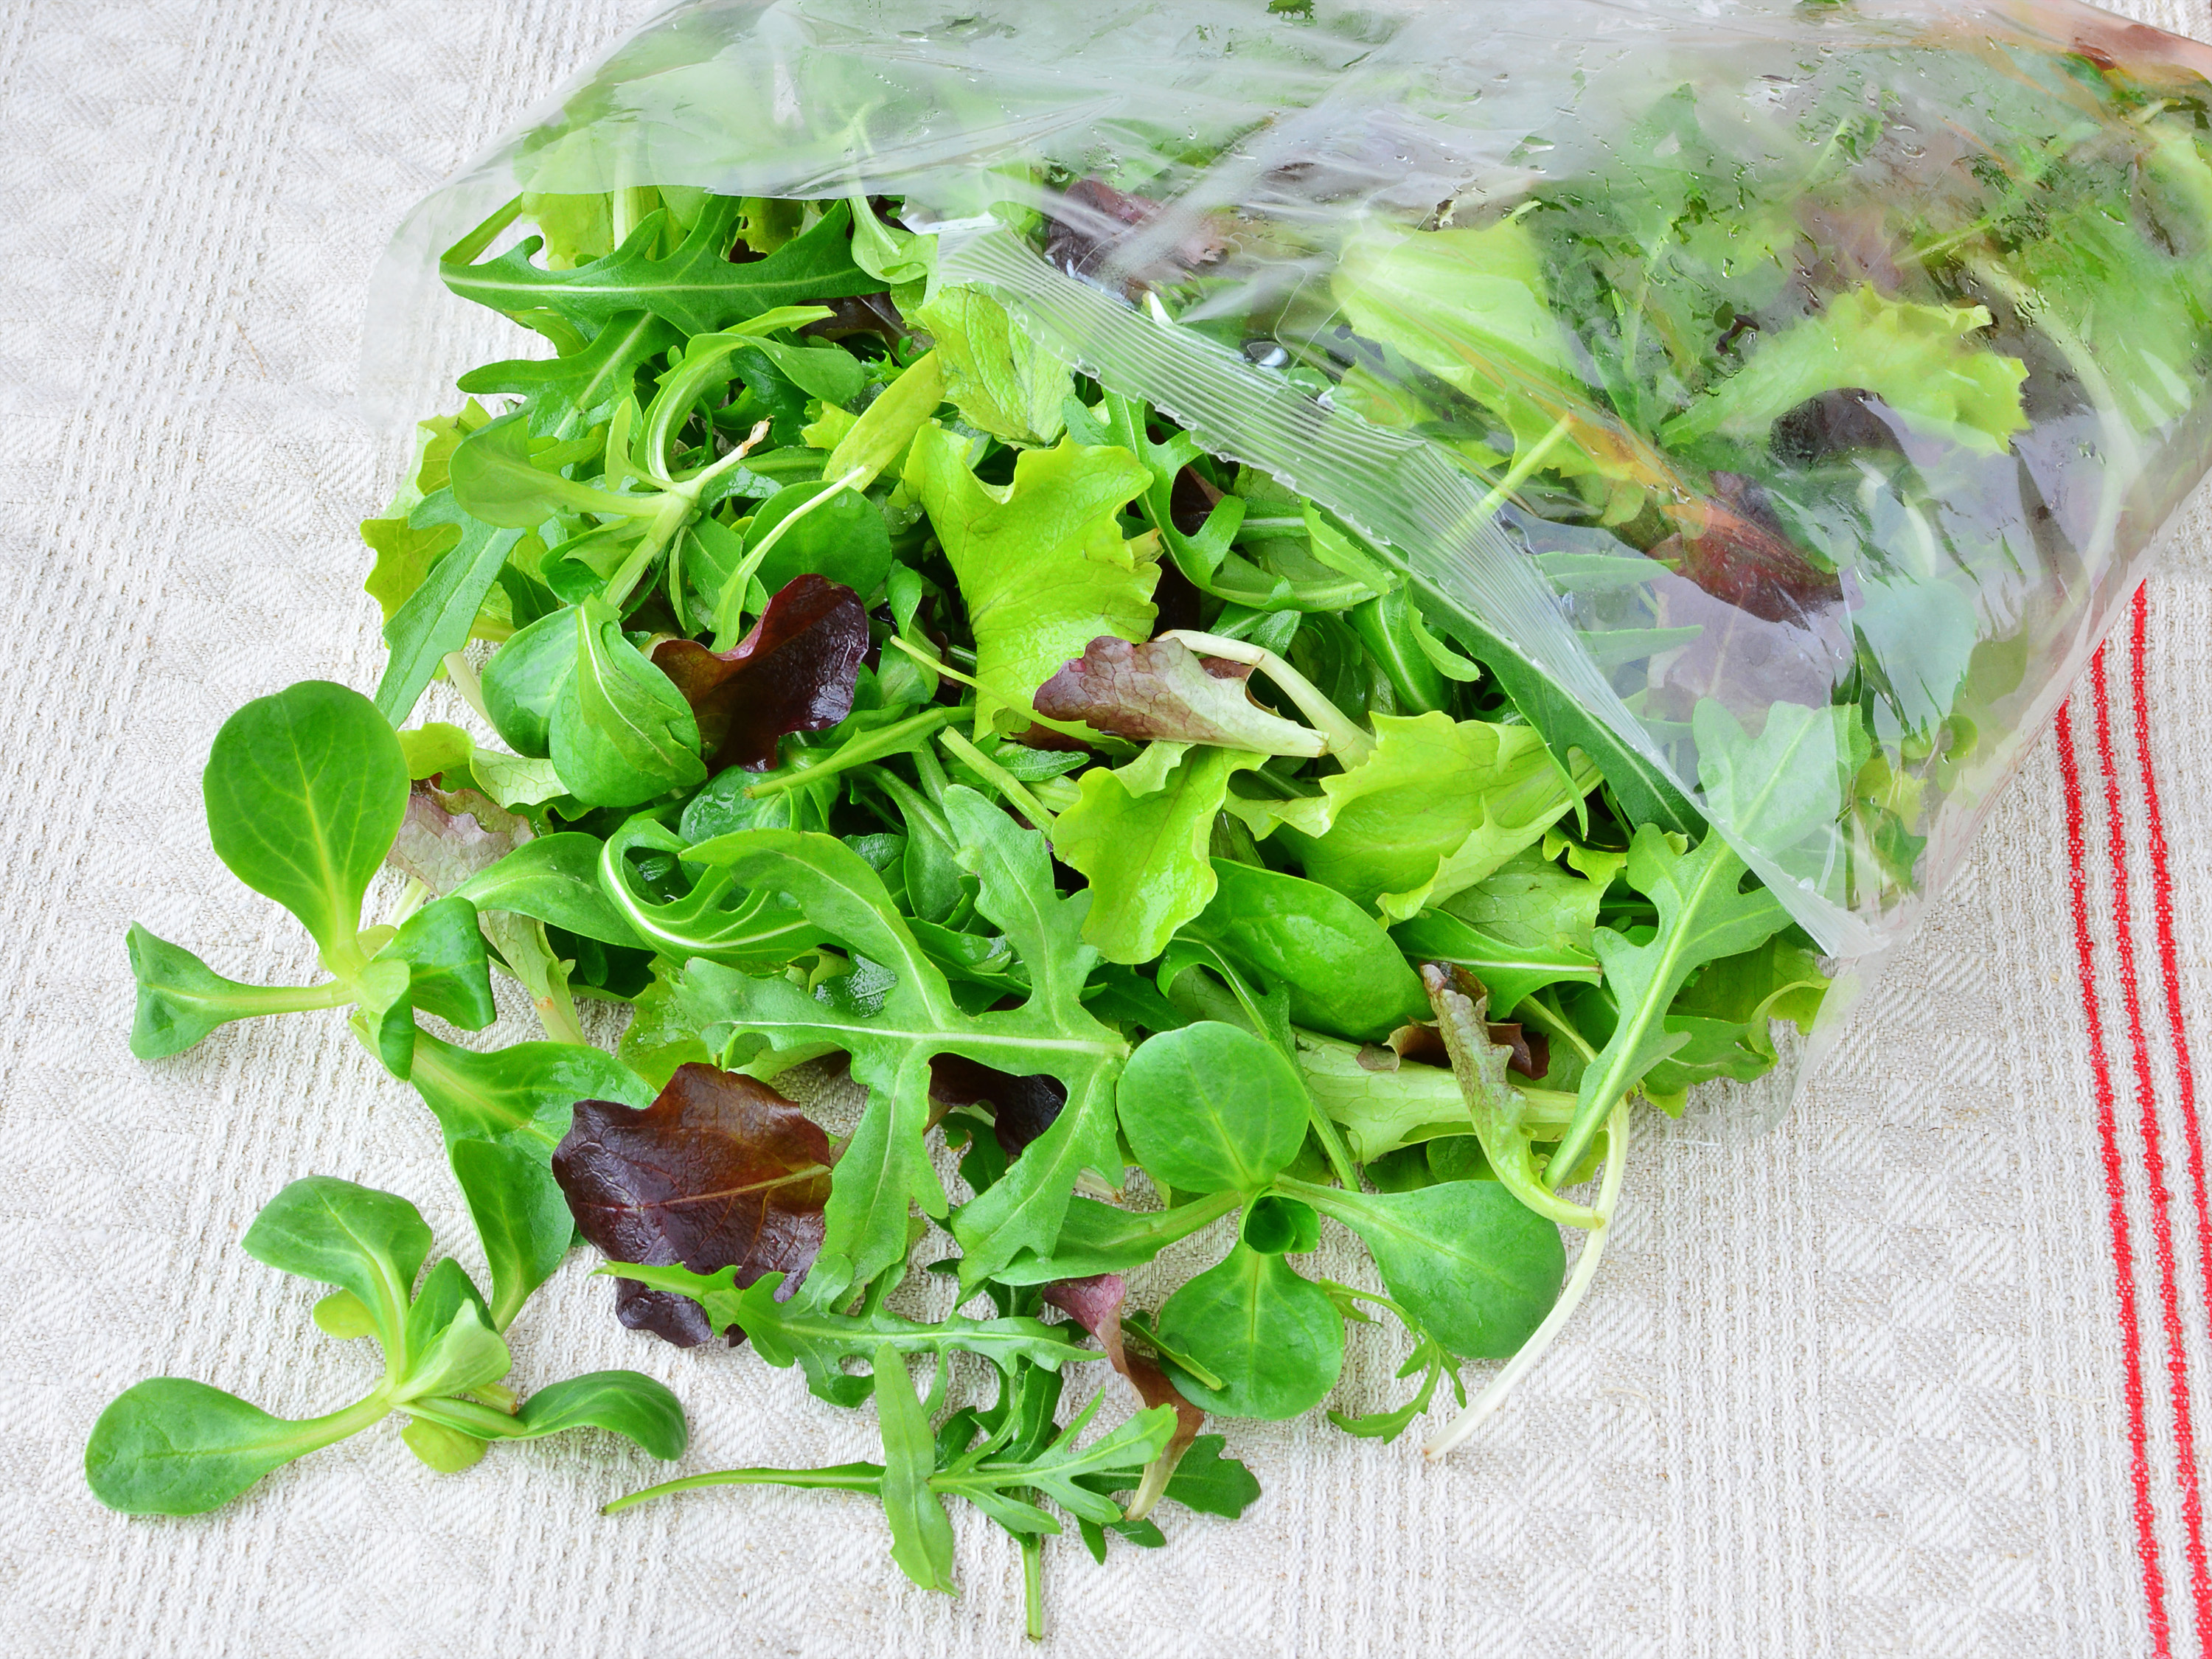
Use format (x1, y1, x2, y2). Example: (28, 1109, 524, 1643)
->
(652, 574, 869, 771)
(928, 1056, 1067, 1161)
(1034, 635, 1325, 757)
(552, 1062, 835, 1347)
(1042, 178, 1228, 289)
(1043, 1272, 1205, 1519)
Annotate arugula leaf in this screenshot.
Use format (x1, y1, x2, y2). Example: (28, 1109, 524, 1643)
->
(669, 790, 1127, 1300)
(1053, 742, 1265, 964)
(459, 310, 683, 437)
(608, 1265, 1096, 1403)
(902, 424, 1158, 734)
(444, 198, 878, 336)
(374, 511, 526, 726)
(874, 1343, 960, 1593)
(1547, 827, 1790, 1180)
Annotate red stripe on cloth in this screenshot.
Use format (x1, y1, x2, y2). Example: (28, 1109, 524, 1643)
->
(2059, 686, 2172, 1658)
(2129, 587, 2212, 1652)
(2095, 641, 2212, 1638)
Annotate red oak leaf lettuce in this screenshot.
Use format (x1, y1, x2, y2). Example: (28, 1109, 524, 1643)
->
(553, 1062, 835, 1346)
(652, 574, 869, 771)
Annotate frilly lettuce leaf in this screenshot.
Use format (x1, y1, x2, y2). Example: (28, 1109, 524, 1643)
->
(1663, 285, 2028, 454)
(1054, 741, 1266, 964)
(903, 425, 1158, 735)
(1231, 712, 1599, 920)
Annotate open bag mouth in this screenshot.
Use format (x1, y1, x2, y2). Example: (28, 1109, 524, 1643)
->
(94, 0, 2212, 1637)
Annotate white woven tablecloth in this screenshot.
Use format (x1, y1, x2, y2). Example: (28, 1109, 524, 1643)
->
(5, 2, 2212, 1653)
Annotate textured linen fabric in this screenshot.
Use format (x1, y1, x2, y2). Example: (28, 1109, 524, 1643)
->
(3, 2, 2211, 1655)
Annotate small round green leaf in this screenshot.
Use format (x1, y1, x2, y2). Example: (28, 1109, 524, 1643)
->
(400, 1417, 489, 1473)
(481, 605, 578, 759)
(1312, 1179, 1565, 1360)
(1155, 1246, 1344, 1421)
(1116, 1022, 1308, 1195)
(1239, 1194, 1321, 1256)
(745, 479, 893, 598)
(203, 681, 409, 957)
(84, 1380, 376, 1517)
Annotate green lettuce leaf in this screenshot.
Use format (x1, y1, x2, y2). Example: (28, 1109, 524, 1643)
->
(1663, 285, 2028, 454)
(913, 285, 1073, 447)
(1233, 713, 1599, 919)
(1053, 742, 1265, 965)
(902, 425, 1158, 734)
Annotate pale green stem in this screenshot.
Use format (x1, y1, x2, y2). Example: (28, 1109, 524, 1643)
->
(1158, 630, 1374, 763)
(441, 651, 493, 725)
(1423, 1099, 1630, 1459)
(937, 728, 1058, 836)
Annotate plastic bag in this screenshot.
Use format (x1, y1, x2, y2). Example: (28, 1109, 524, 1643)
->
(366, 0, 2212, 1089)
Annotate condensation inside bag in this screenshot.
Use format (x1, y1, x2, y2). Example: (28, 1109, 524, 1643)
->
(366, 0, 2212, 1118)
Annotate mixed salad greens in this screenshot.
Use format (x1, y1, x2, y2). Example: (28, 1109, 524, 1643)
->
(91, 4, 2212, 1636)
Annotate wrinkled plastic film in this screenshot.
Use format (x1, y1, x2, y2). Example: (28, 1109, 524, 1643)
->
(931, 225, 1856, 959)
(364, 0, 2212, 1107)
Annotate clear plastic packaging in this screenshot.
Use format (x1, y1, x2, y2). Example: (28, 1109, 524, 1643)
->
(366, 0, 2212, 1084)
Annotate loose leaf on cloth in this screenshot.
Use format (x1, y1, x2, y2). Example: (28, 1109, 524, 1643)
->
(902, 424, 1158, 734)
(443, 198, 880, 336)
(1033, 635, 1326, 754)
(668, 790, 1128, 1301)
(84, 1178, 682, 1514)
(1040, 1273, 1206, 1520)
(653, 574, 869, 770)
(1052, 742, 1265, 964)
(201, 682, 409, 962)
(603, 1265, 1096, 1406)
(553, 1063, 835, 1347)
